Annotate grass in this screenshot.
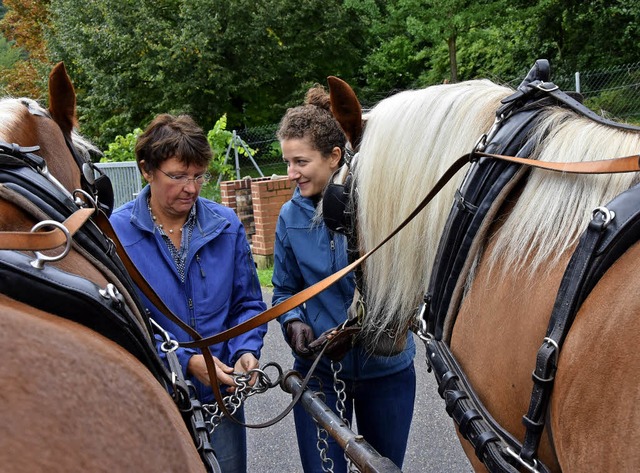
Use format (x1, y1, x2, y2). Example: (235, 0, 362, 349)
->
(257, 266, 273, 287)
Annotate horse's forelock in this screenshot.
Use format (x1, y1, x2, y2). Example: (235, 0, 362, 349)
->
(0, 98, 34, 141)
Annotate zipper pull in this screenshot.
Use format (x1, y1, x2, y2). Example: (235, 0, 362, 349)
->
(196, 254, 205, 277)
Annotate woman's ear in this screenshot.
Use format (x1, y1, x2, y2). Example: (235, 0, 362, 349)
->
(139, 160, 152, 182)
(329, 146, 342, 170)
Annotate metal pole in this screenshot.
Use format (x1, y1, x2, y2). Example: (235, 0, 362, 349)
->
(282, 371, 402, 473)
(575, 71, 581, 94)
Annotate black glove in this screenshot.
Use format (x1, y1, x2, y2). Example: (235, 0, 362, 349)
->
(309, 323, 361, 362)
(285, 320, 316, 358)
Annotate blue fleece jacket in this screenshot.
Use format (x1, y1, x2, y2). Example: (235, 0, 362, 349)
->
(272, 188, 415, 380)
(110, 185, 267, 403)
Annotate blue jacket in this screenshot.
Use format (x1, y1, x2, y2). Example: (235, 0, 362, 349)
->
(110, 185, 267, 403)
(272, 188, 415, 380)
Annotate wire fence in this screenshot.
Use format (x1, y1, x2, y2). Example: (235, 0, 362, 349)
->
(236, 62, 640, 173)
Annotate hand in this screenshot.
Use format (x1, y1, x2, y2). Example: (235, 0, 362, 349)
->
(187, 353, 235, 388)
(233, 353, 260, 391)
(309, 324, 360, 362)
(285, 320, 316, 358)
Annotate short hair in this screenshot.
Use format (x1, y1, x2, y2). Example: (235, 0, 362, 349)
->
(276, 85, 346, 158)
(135, 114, 212, 173)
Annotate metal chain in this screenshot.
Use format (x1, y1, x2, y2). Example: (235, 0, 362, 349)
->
(202, 363, 281, 434)
(331, 361, 360, 473)
(314, 389, 335, 473)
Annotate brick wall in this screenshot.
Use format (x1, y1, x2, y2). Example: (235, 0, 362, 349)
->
(220, 176, 295, 268)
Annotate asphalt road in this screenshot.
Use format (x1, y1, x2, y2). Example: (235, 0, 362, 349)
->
(244, 288, 473, 472)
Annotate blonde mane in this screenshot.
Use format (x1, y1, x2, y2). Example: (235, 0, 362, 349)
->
(355, 79, 640, 344)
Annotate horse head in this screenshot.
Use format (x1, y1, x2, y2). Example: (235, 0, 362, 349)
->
(0, 62, 112, 215)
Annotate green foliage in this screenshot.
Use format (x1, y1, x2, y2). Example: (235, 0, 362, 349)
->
(4, 0, 634, 148)
(257, 266, 273, 288)
(45, 0, 368, 148)
(585, 86, 640, 122)
(101, 128, 142, 163)
(0, 35, 22, 69)
(206, 114, 243, 183)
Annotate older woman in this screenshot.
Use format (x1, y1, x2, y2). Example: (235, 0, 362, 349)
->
(110, 113, 267, 473)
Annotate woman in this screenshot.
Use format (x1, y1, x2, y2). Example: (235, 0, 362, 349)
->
(272, 86, 416, 472)
(110, 113, 267, 473)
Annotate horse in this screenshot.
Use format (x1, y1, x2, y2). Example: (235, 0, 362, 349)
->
(0, 63, 208, 472)
(325, 62, 640, 472)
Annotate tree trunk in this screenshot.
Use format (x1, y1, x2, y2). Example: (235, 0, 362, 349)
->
(448, 35, 458, 83)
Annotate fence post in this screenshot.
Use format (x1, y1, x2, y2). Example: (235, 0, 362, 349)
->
(574, 71, 581, 94)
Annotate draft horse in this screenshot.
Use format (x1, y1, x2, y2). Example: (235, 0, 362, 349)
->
(0, 63, 208, 472)
(325, 61, 640, 472)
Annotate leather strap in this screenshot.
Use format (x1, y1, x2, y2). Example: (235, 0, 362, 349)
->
(93, 149, 640, 427)
(0, 207, 94, 250)
(476, 151, 640, 174)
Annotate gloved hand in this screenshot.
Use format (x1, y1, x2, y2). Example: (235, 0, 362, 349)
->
(309, 324, 361, 362)
(285, 320, 316, 359)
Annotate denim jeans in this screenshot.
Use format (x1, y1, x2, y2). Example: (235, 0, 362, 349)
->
(292, 361, 416, 473)
(209, 405, 247, 473)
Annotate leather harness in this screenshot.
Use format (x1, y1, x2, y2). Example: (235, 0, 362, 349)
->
(0, 140, 219, 472)
(422, 60, 640, 472)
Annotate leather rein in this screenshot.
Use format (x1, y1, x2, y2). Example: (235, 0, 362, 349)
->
(3, 86, 639, 431)
(3, 145, 639, 426)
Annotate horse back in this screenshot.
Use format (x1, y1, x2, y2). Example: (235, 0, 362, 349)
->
(0, 293, 206, 473)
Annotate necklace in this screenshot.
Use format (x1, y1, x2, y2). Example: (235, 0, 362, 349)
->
(148, 199, 183, 234)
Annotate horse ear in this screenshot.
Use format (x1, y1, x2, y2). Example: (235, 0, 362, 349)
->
(48, 62, 78, 136)
(327, 76, 363, 151)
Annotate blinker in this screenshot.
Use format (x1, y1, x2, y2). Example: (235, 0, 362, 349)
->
(323, 171, 353, 235)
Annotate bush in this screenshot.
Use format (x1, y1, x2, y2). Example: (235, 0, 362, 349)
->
(101, 128, 142, 163)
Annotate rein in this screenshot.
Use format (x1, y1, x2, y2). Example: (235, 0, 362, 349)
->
(98, 148, 640, 387)
(3, 137, 638, 431)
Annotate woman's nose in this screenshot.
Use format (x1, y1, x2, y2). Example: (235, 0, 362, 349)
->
(287, 166, 300, 181)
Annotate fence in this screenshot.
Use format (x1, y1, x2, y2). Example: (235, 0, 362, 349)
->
(238, 62, 640, 174)
(96, 63, 640, 212)
(94, 161, 142, 209)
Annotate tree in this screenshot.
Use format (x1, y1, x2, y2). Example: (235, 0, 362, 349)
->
(46, 0, 368, 148)
(0, 0, 51, 98)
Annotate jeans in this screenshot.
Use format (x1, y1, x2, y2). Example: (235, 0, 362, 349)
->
(293, 361, 416, 473)
(209, 405, 247, 473)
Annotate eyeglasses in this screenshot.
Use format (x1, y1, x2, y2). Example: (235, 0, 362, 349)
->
(157, 168, 211, 186)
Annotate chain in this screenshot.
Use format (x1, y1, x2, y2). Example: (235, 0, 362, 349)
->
(314, 389, 335, 473)
(202, 362, 281, 434)
(331, 361, 360, 473)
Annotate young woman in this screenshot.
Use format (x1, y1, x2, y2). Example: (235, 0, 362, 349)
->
(272, 86, 416, 472)
(110, 113, 267, 473)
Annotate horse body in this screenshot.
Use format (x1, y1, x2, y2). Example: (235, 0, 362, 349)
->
(327, 72, 640, 471)
(0, 63, 205, 472)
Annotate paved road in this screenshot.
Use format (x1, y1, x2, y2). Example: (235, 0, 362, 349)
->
(244, 288, 473, 472)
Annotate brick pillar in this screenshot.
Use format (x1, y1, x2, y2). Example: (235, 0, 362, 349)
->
(252, 177, 295, 269)
(220, 176, 295, 269)
(220, 177, 255, 242)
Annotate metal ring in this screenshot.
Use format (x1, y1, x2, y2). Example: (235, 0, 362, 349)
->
(30, 220, 72, 269)
(73, 188, 98, 210)
(505, 447, 541, 473)
(592, 206, 615, 228)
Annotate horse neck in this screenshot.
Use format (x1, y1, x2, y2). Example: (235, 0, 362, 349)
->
(486, 109, 640, 277)
(355, 81, 511, 344)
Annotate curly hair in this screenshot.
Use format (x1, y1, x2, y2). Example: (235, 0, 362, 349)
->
(135, 114, 212, 173)
(276, 84, 346, 158)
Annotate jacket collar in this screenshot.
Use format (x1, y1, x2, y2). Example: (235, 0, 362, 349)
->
(291, 187, 320, 213)
(130, 185, 229, 237)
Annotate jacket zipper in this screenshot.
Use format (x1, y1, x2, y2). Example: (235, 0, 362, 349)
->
(196, 253, 206, 278)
